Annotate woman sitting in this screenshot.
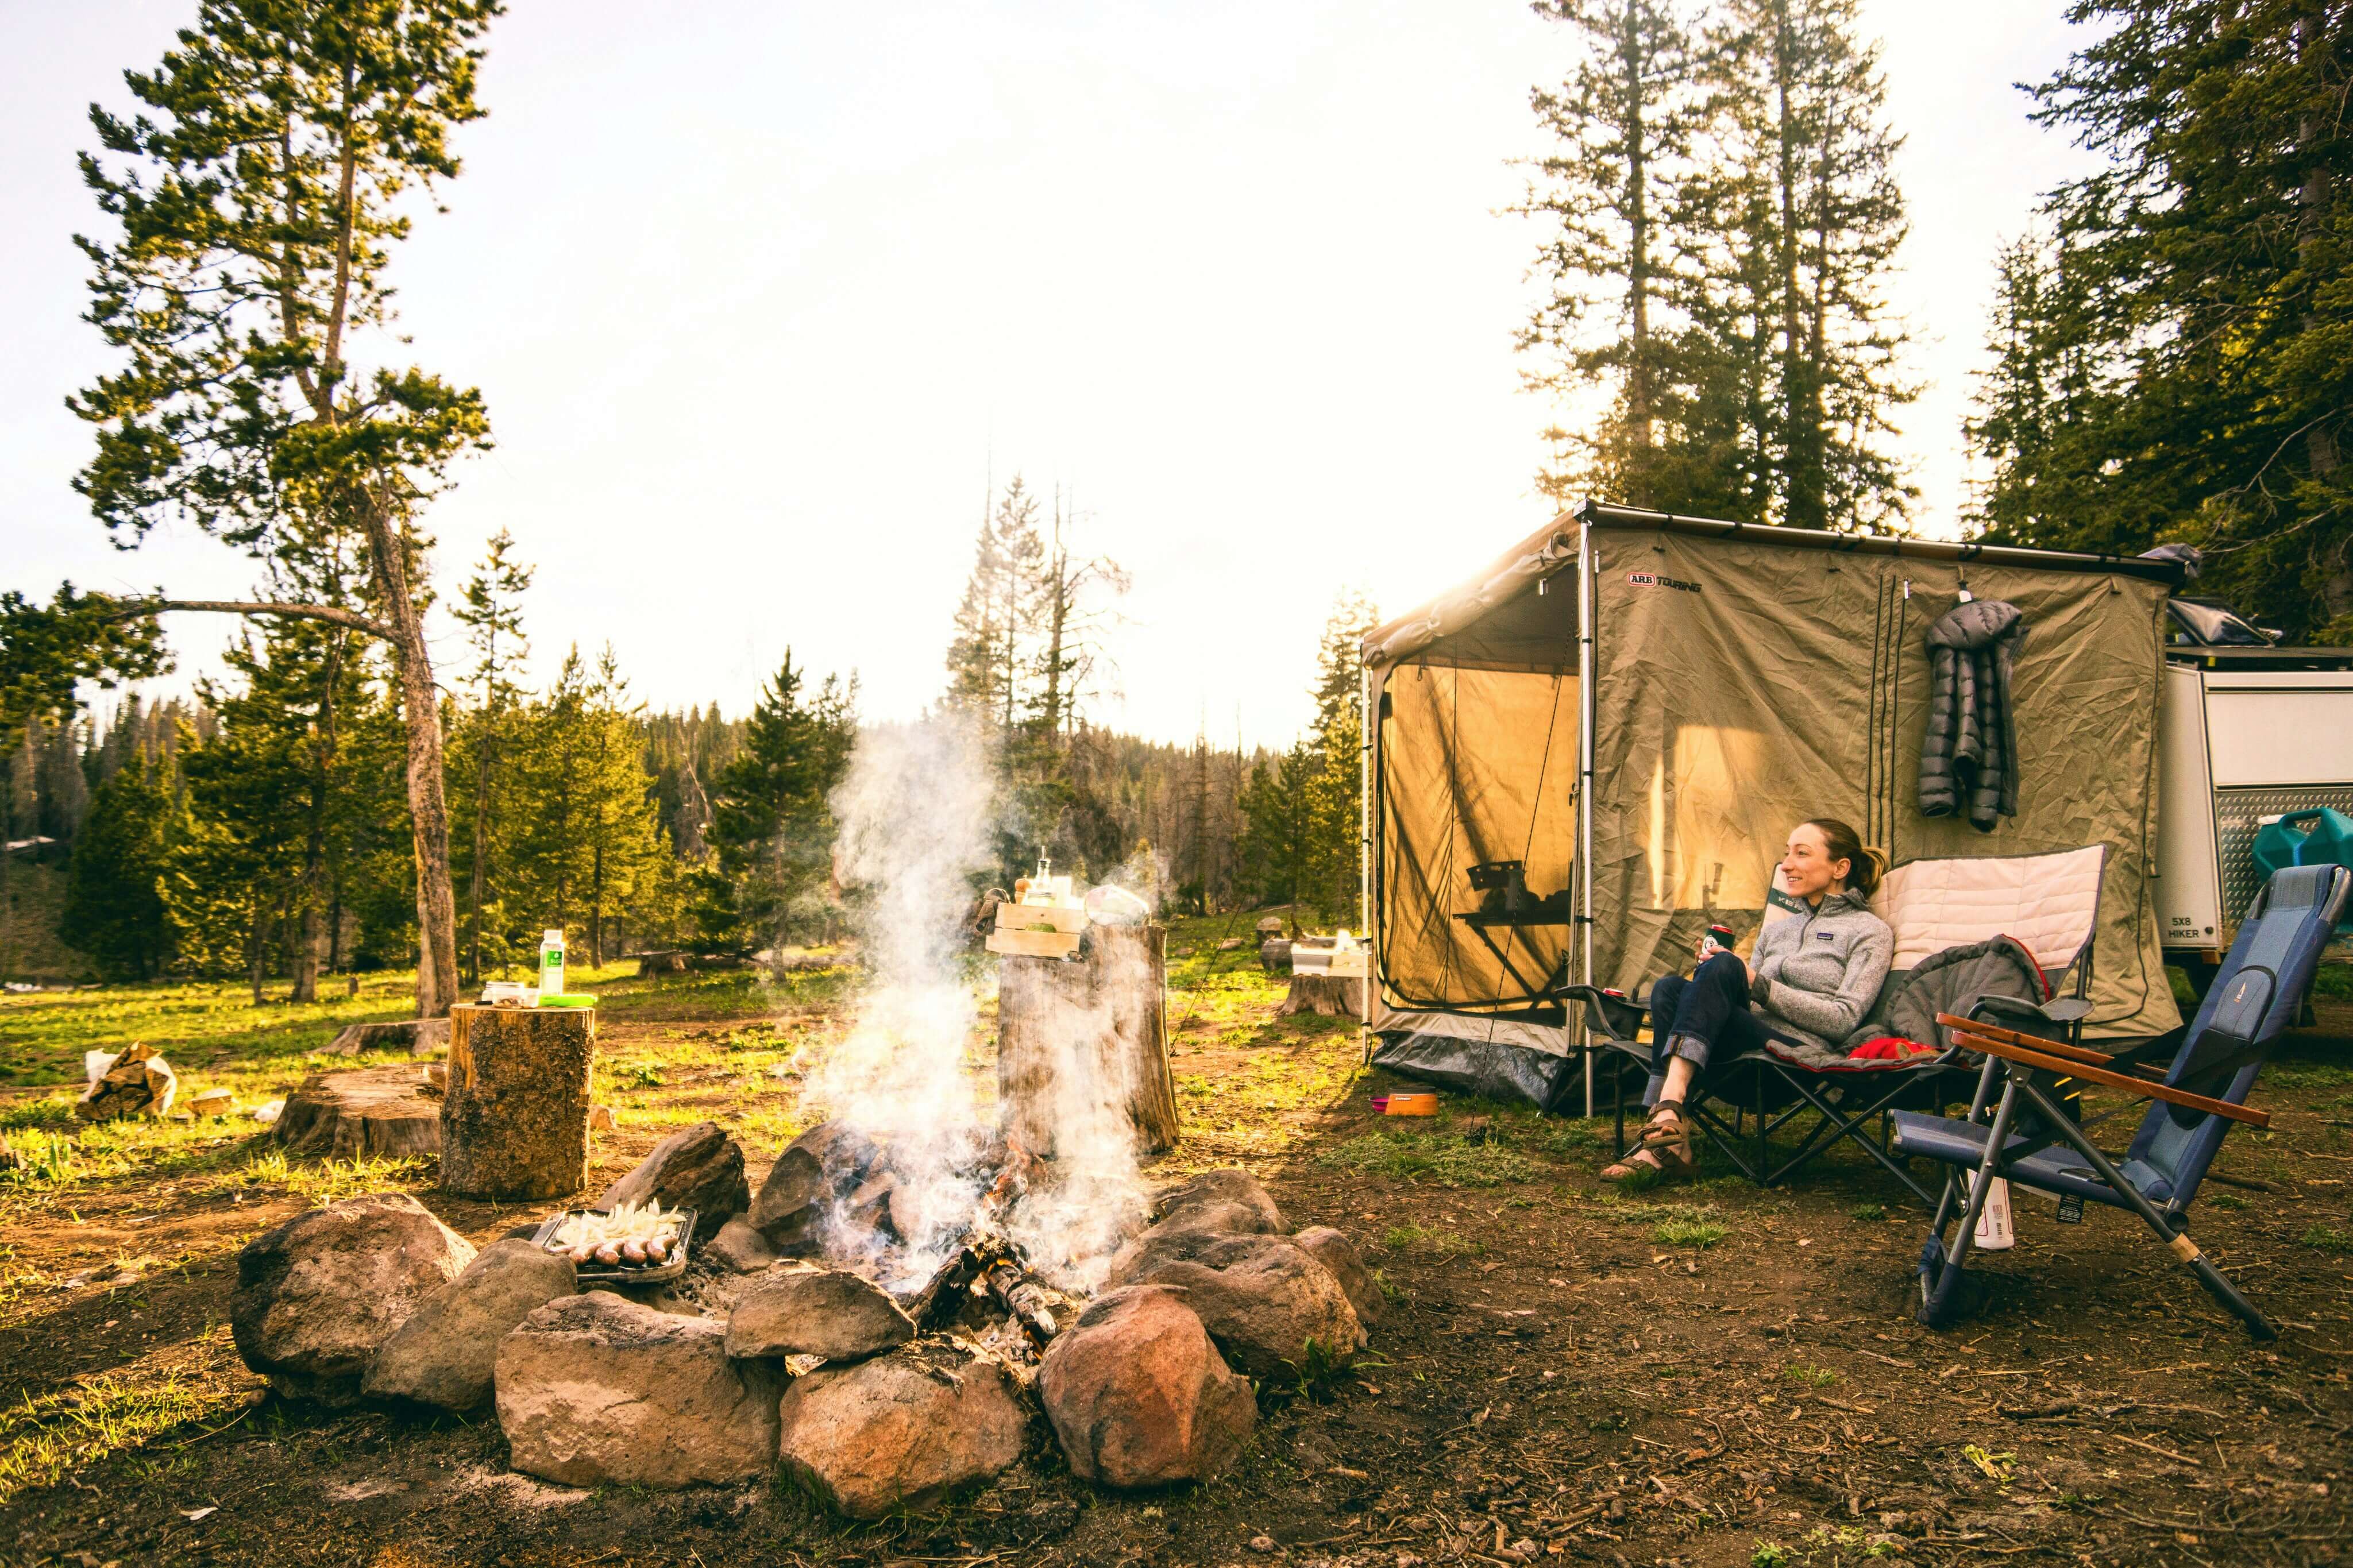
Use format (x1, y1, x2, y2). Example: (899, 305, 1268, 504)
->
(1603, 818, 1893, 1181)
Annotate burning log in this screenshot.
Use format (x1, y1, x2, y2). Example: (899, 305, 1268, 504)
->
(983, 1258, 1062, 1340)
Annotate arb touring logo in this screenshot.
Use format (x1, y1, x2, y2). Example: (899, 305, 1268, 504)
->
(1627, 571, 1702, 594)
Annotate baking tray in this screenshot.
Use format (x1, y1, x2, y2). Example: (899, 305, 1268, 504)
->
(529, 1207, 697, 1285)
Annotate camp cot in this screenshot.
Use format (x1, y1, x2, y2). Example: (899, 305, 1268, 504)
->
(1359, 500, 2189, 1113)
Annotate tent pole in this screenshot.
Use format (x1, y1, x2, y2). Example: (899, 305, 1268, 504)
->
(1360, 662, 1377, 1063)
(1577, 520, 1597, 1117)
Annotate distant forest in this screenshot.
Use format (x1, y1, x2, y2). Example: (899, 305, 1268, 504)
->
(0, 496, 1374, 987)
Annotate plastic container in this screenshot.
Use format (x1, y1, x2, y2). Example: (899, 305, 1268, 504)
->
(538, 929, 566, 1001)
(537, 993, 597, 1009)
(2252, 809, 2353, 928)
(1973, 1176, 2015, 1251)
(1376, 1091, 1440, 1117)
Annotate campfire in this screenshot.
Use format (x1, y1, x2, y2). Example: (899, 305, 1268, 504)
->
(223, 715, 1379, 1515)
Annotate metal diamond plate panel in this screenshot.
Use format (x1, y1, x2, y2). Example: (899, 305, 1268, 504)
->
(2215, 785, 2353, 914)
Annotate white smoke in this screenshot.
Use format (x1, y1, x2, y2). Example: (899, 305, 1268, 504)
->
(805, 714, 997, 1287)
(806, 710, 1149, 1295)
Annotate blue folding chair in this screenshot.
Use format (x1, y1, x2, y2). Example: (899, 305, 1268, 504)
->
(1891, 864, 2351, 1341)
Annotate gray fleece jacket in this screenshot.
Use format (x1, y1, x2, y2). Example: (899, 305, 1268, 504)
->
(1751, 889, 1895, 1051)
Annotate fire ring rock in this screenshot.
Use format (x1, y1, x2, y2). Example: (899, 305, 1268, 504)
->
(1039, 1284, 1256, 1488)
(1147, 1168, 1286, 1237)
(1292, 1226, 1382, 1326)
(1110, 1231, 1363, 1380)
(748, 1121, 878, 1251)
(230, 1192, 476, 1403)
(776, 1343, 1027, 1519)
(363, 1239, 577, 1413)
(495, 1292, 782, 1488)
(596, 1120, 750, 1240)
(726, 1266, 916, 1362)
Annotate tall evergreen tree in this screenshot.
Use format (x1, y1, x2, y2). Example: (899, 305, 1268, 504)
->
(696, 654, 857, 951)
(1969, 1, 2352, 641)
(448, 530, 534, 982)
(1518, 0, 1707, 503)
(59, 760, 175, 980)
(69, 0, 502, 1018)
(945, 478, 1047, 732)
(1684, 0, 1915, 529)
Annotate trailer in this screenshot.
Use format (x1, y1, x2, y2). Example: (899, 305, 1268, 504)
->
(2155, 600, 2353, 991)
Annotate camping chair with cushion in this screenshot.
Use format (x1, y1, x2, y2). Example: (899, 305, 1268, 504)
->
(1566, 845, 2110, 1206)
(1894, 863, 2350, 1341)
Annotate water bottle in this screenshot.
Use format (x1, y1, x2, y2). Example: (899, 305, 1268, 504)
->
(538, 929, 566, 1002)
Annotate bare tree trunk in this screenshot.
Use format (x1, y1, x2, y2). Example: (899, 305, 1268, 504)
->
(358, 500, 460, 1019)
(291, 632, 346, 1005)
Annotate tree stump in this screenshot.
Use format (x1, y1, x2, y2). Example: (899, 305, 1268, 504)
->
(439, 1005, 594, 1200)
(323, 1018, 451, 1057)
(997, 924, 1179, 1155)
(1276, 974, 1365, 1018)
(276, 1065, 443, 1158)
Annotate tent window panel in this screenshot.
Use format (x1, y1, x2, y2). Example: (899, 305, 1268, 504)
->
(1643, 724, 1784, 914)
(1376, 662, 1579, 1010)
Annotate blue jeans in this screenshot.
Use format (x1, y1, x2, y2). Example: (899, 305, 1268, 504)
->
(1642, 952, 1771, 1109)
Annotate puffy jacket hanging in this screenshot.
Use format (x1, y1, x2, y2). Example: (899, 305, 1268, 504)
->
(1919, 598, 2026, 831)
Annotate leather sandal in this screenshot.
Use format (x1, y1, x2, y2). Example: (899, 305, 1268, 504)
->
(1601, 1102, 1695, 1181)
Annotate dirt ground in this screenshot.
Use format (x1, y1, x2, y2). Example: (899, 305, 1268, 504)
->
(0, 956, 2346, 1568)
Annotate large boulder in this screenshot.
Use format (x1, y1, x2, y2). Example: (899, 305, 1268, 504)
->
(747, 1121, 879, 1250)
(596, 1121, 749, 1240)
(1038, 1284, 1255, 1488)
(726, 1266, 915, 1363)
(495, 1292, 782, 1488)
(1148, 1168, 1284, 1238)
(1293, 1226, 1382, 1326)
(776, 1344, 1027, 1518)
(1113, 1231, 1361, 1379)
(230, 1192, 476, 1402)
(362, 1239, 576, 1413)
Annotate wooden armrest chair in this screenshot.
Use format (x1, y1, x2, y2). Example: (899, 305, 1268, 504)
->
(1893, 864, 2351, 1341)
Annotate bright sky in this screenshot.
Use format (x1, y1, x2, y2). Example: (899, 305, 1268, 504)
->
(2, 2, 2103, 748)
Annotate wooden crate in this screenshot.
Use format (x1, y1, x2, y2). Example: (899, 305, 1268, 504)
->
(997, 902, 1087, 934)
(987, 926, 1083, 959)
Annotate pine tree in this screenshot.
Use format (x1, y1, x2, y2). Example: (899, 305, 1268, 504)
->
(697, 654, 857, 951)
(59, 760, 174, 980)
(581, 646, 664, 966)
(945, 478, 1046, 731)
(448, 530, 534, 982)
(1968, 1, 2353, 640)
(69, 0, 501, 1017)
(1678, 0, 1916, 528)
(1518, 0, 1707, 502)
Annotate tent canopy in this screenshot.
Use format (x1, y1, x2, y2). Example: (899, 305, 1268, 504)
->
(1366, 504, 2187, 1048)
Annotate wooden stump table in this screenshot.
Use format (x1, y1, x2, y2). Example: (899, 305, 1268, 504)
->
(997, 924, 1180, 1155)
(439, 1004, 594, 1201)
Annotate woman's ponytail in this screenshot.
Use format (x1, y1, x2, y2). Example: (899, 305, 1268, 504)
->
(1804, 817, 1886, 899)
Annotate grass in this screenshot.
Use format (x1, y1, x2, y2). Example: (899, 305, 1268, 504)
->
(1312, 1130, 1537, 1188)
(1849, 1201, 1885, 1223)
(1378, 1223, 1482, 1258)
(0, 1354, 248, 1508)
(1784, 1363, 1838, 1388)
(2299, 1223, 2353, 1256)
(1654, 1216, 1727, 1248)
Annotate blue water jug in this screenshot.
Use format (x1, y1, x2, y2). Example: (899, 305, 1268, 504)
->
(2252, 809, 2353, 930)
